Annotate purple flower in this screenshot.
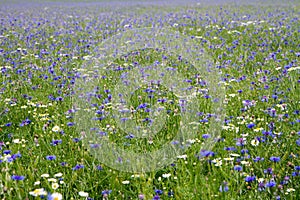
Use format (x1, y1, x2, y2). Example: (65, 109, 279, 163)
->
(5, 122, 12, 127)
(138, 194, 145, 199)
(234, 165, 242, 171)
(67, 122, 75, 126)
(11, 175, 25, 181)
(73, 138, 81, 142)
(219, 182, 229, 192)
(3, 150, 11, 155)
(101, 190, 112, 198)
(296, 139, 300, 146)
(72, 164, 84, 170)
(46, 155, 56, 161)
(155, 189, 163, 195)
(265, 180, 276, 188)
(51, 139, 62, 146)
(258, 182, 265, 191)
(253, 156, 264, 162)
(264, 168, 273, 174)
(168, 190, 174, 197)
(247, 123, 255, 129)
(199, 150, 215, 157)
(152, 195, 160, 200)
(245, 176, 256, 182)
(202, 134, 211, 139)
(292, 171, 299, 176)
(270, 156, 280, 162)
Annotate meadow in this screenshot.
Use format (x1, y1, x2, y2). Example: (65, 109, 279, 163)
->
(0, 0, 299, 199)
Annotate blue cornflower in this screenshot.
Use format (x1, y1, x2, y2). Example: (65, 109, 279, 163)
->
(296, 139, 300, 146)
(224, 146, 237, 151)
(101, 190, 112, 198)
(67, 122, 75, 126)
(51, 139, 62, 146)
(264, 168, 273, 174)
(234, 165, 242, 171)
(5, 122, 12, 127)
(72, 164, 84, 170)
(46, 155, 56, 161)
(265, 180, 276, 188)
(258, 182, 265, 191)
(3, 150, 11, 155)
(155, 189, 163, 195)
(292, 171, 299, 176)
(295, 166, 300, 170)
(11, 175, 25, 181)
(168, 190, 174, 197)
(11, 152, 21, 160)
(270, 156, 280, 162)
(219, 182, 229, 192)
(245, 176, 256, 182)
(199, 150, 215, 157)
(202, 134, 211, 139)
(90, 144, 100, 148)
(152, 195, 160, 200)
(247, 123, 255, 129)
(240, 149, 248, 154)
(72, 138, 81, 142)
(253, 156, 264, 162)
(55, 96, 64, 101)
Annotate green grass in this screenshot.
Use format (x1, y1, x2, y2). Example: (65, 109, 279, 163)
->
(0, 2, 299, 200)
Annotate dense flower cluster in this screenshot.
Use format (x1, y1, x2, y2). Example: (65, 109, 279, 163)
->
(0, 0, 299, 199)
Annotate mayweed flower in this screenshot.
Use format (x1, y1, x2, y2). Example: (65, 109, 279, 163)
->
(52, 125, 60, 132)
(41, 174, 50, 178)
(54, 173, 63, 177)
(79, 191, 89, 197)
(162, 173, 171, 178)
(212, 158, 222, 166)
(251, 139, 259, 146)
(122, 180, 130, 184)
(29, 188, 47, 197)
(48, 192, 62, 200)
(52, 182, 59, 190)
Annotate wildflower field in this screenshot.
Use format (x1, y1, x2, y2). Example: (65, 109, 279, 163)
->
(0, 0, 299, 199)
